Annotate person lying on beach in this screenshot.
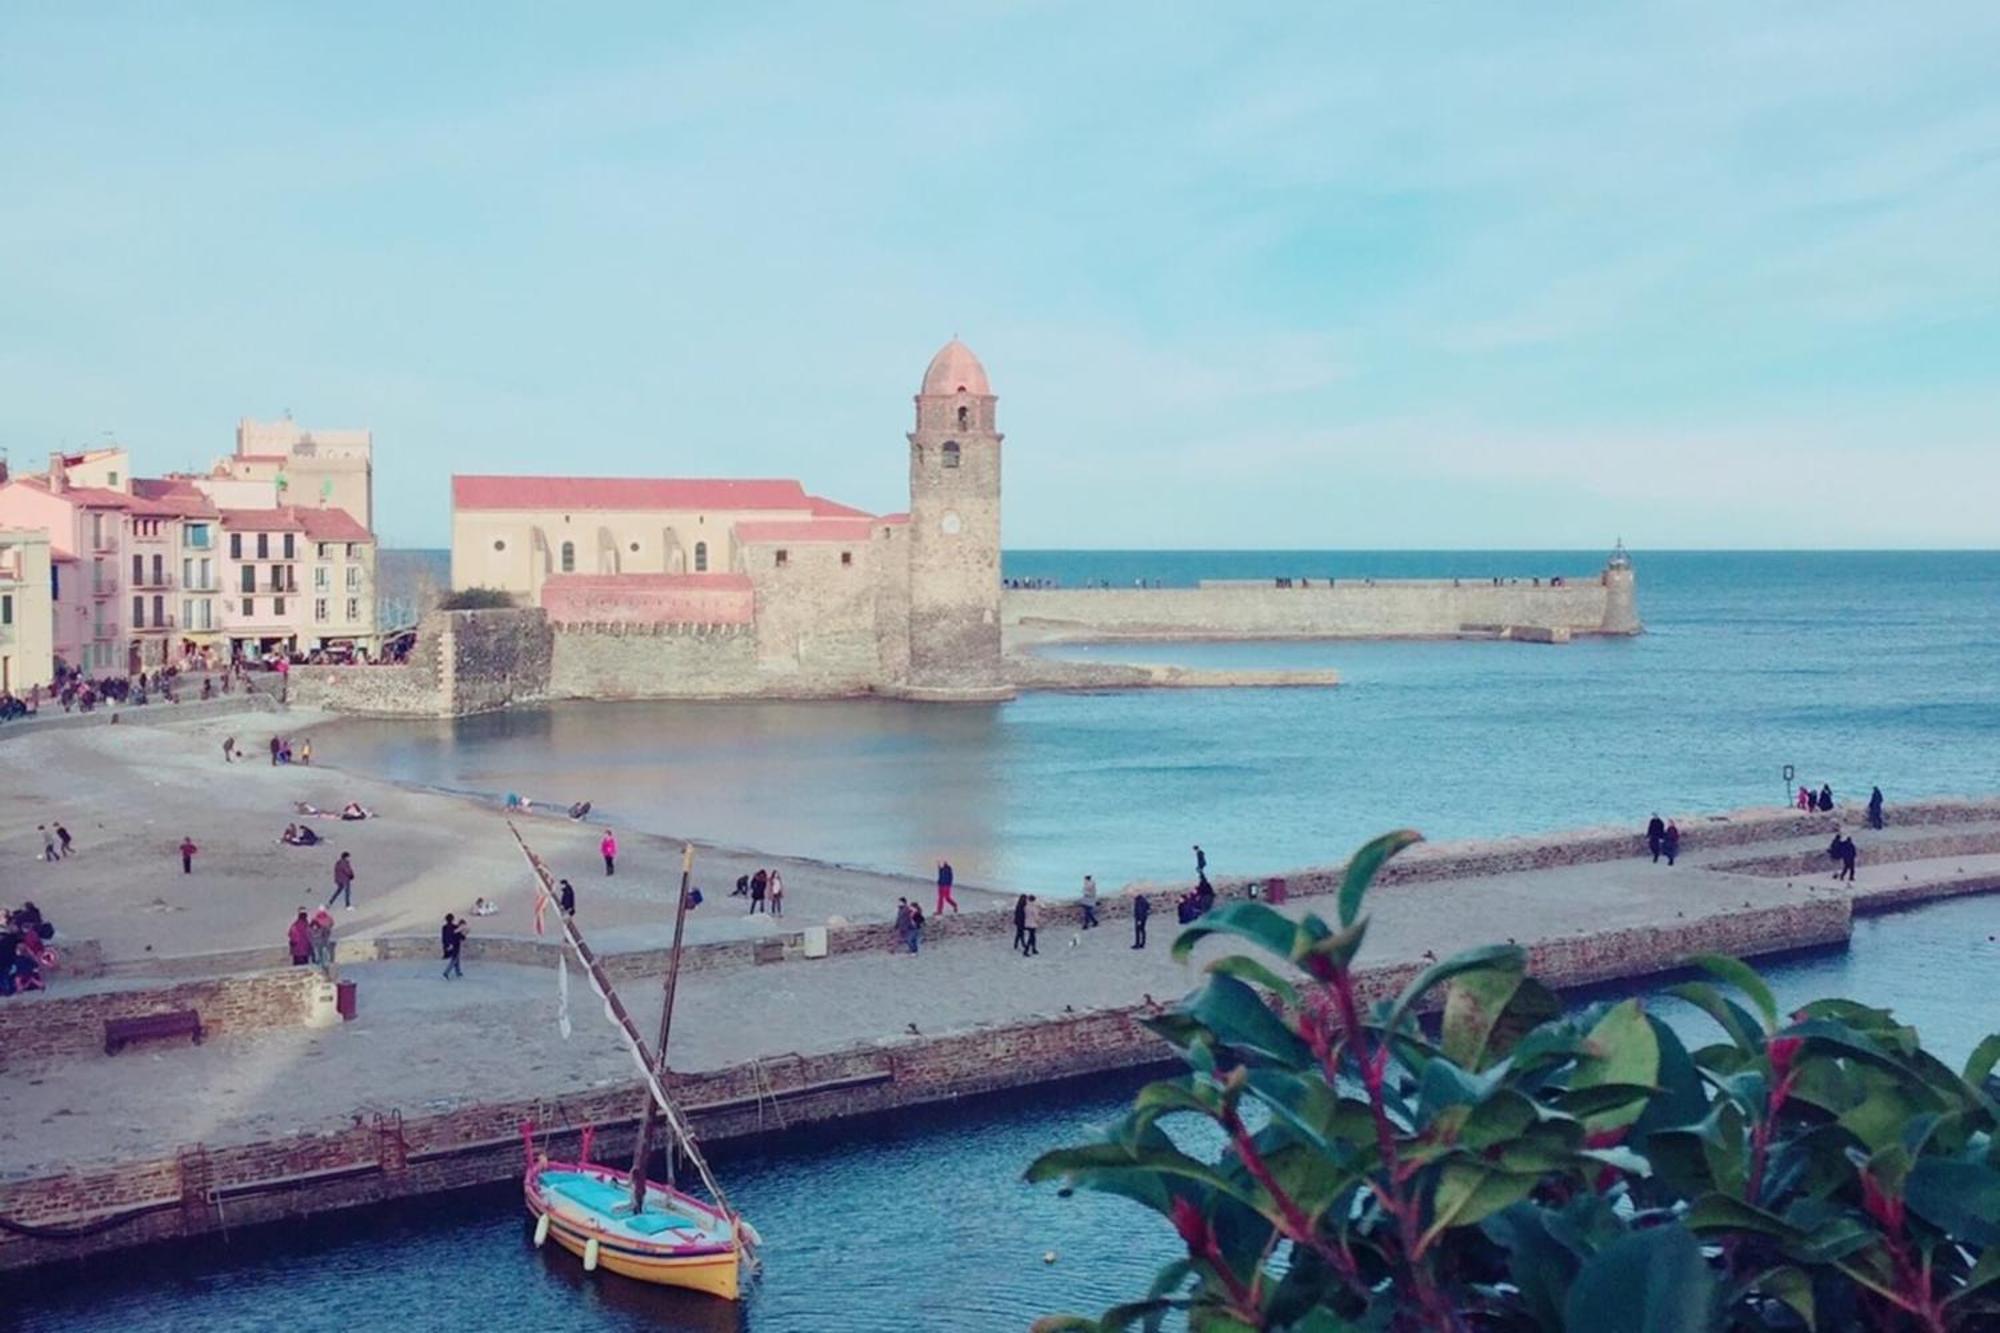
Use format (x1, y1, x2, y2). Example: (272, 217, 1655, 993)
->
(339, 802, 372, 821)
(471, 896, 500, 917)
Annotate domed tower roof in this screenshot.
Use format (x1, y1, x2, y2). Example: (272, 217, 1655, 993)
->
(920, 339, 991, 397)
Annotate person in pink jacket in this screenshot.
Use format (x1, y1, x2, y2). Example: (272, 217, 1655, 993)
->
(286, 909, 312, 966)
(600, 829, 618, 877)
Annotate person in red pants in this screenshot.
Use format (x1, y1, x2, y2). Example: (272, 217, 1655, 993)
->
(935, 858, 959, 915)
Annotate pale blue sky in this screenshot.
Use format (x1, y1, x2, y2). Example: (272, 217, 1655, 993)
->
(4, 4, 1997, 549)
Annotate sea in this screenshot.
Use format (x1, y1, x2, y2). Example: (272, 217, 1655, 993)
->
(345, 550, 2000, 893)
(21, 549, 2000, 1331)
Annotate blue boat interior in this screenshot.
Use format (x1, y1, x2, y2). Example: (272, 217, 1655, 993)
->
(543, 1171, 706, 1233)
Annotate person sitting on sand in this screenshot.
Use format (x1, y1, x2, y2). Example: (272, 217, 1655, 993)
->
(281, 823, 300, 845)
(471, 896, 500, 917)
(568, 800, 591, 821)
(295, 824, 320, 846)
(339, 802, 370, 821)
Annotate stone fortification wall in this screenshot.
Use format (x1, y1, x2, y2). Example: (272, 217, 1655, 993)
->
(1004, 575, 1630, 641)
(546, 623, 759, 699)
(743, 535, 891, 693)
(0, 969, 321, 1071)
(290, 608, 550, 716)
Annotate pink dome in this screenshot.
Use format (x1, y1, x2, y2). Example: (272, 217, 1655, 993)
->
(920, 339, 990, 396)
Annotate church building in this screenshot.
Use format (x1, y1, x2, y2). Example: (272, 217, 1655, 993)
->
(448, 339, 1011, 700)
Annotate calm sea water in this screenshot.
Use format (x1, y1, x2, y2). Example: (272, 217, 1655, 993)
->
(25, 893, 2000, 1333)
(339, 550, 2000, 893)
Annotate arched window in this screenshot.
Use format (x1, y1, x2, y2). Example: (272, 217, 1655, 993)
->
(693, 541, 708, 572)
(560, 541, 575, 573)
(942, 441, 961, 469)
(956, 405, 969, 428)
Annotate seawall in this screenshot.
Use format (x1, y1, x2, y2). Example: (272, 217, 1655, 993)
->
(1004, 572, 1636, 643)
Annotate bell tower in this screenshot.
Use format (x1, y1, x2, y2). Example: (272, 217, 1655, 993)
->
(905, 338, 1009, 697)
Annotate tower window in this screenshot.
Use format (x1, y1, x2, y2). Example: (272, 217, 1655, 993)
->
(942, 441, 961, 469)
(775, 550, 789, 567)
(693, 541, 708, 572)
(840, 551, 852, 566)
(956, 405, 969, 428)
(560, 541, 575, 573)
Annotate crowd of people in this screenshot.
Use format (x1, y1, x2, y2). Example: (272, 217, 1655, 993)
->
(730, 867, 785, 916)
(1645, 784, 1888, 878)
(0, 902, 57, 995)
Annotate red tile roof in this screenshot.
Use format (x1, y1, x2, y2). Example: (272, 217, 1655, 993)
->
(12, 477, 133, 508)
(452, 475, 833, 513)
(733, 518, 876, 544)
(807, 495, 871, 518)
(218, 505, 372, 542)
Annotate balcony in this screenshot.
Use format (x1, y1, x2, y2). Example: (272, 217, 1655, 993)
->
(91, 532, 119, 553)
(132, 570, 175, 590)
(91, 578, 118, 598)
(132, 614, 177, 633)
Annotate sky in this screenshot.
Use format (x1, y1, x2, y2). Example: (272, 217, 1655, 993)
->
(3, 4, 1998, 550)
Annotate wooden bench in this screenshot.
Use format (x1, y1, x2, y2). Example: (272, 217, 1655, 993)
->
(104, 1009, 203, 1055)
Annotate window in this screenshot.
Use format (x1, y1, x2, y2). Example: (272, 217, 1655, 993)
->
(942, 441, 961, 469)
(841, 551, 853, 566)
(188, 523, 211, 550)
(283, 533, 295, 559)
(182, 599, 192, 627)
(132, 555, 143, 584)
(107, 470, 119, 487)
(560, 541, 575, 573)
(241, 566, 256, 593)
(152, 554, 164, 585)
(315, 566, 329, 591)
(314, 598, 328, 623)
(345, 566, 360, 592)
(273, 596, 286, 616)
(346, 543, 358, 559)
(133, 596, 145, 626)
(256, 533, 269, 559)
(775, 549, 789, 567)
(152, 595, 164, 625)
(346, 597, 359, 622)
(229, 532, 242, 559)
(1, 593, 10, 625)
(957, 405, 969, 428)
(317, 543, 330, 559)
(693, 541, 708, 572)
(628, 541, 639, 553)
(492, 539, 506, 552)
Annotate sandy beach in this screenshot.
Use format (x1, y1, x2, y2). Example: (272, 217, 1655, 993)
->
(0, 708, 975, 968)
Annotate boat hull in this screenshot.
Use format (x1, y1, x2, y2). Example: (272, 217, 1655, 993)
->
(525, 1163, 744, 1301)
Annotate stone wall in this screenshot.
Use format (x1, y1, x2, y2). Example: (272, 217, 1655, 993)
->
(546, 623, 759, 699)
(743, 534, 891, 692)
(0, 968, 321, 1071)
(289, 608, 550, 716)
(1004, 576, 1630, 642)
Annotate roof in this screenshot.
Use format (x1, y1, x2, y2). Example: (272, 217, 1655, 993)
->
(806, 495, 871, 518)
(130, 478, 220, 518)
(453, 475, 829, 513)
(920, 339, 990, 397)
(218, 505, 373, 542)
(733, 517, 876, 544)
(11, 478, 134, 509)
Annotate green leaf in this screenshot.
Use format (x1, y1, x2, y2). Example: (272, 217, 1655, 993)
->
(1562, 1224, 1717, 1333)
(1024, 1142, 1260, 1211)
(1172, 901, 1302, 965)
(1184, 974, 1314, 1069)
(1569, 999, 1660, 1134)
(1905, 1157, 2000, 1247)
(1554, 1083, 1659, 1122)
(1421, 1160, 1543, 1247)
(1945, 1246, 2000, 1308)
(1440, 960, 1526, 1071)
(1688, 954, 1778, 1034)
(1685, 1192, 1810, 1246)
(1204, 954, 1299, 1007)
(1383, 943, 1525, 1044)
(1337, 828, 1422, 927)
(1665, 981, 1764, 1055)
(1747, 1266, 1815, 1331)
(1962, 1033, 2000, 1089)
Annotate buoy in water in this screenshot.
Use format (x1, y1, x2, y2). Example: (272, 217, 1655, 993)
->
(533, 1213, 551, 1248)
(583, 1237, 600, 1272)
(1043, 1250, 1058, 1264)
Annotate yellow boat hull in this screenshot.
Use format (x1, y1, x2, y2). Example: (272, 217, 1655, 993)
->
(524, 1164, 747, 1301)
(541, 1210, 741, 1299)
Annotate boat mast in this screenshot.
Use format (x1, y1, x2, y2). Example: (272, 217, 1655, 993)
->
(630, 842, 696, 1212)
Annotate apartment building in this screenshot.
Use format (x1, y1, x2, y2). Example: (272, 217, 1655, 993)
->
(219, 507, 376, 660)
(0, 528, 54, 694)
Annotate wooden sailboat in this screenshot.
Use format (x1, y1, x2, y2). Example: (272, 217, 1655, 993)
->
(511, 825, 761, 1300)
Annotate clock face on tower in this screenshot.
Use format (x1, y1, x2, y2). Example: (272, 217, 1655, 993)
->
(940, 511, 962, 536)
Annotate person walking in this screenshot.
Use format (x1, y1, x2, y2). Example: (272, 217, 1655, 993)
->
(599, 829, 618, 877)
(907, 902, 925, 954)
(1022, 895, 1041, 957)
(1645, 814, 1665, 863)
(935, 859, 959, 915)
(1193, 845, 1207, 880)
(1080, 875, 1100, 929)
(327, 851, 356, 910)
(269, 735, 281, 766)
(440, 913, 466, 979)
(1818, 783, 1835, 812)
(749, 868, 768, 915)
(1797, 786, 1812, 811)
(221, 736, 236, 763)
(558, 878, 576, 917)
(300, 738, 313, 766)
(1132, 892, 1151, 950)
(1662, 821, 1681, 867)
(1868, 786, 1885, 831)
(768, 870, 784, 918)
(287, 909, 313, 966)
(1012, 894, 1029, 954)
(178, 834, 198, 874)
(1840, 834, 1859, 882)
(39, 825, 58, 862)
(894, 897, 913, 951)
(55, 823, 72, 858)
